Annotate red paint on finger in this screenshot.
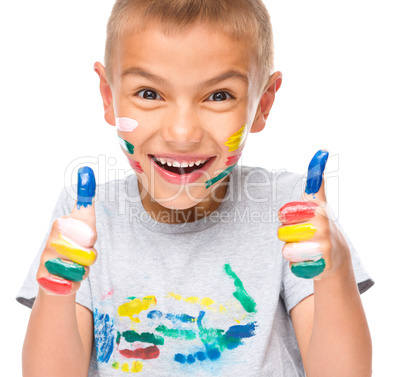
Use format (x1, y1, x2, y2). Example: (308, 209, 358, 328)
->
(278, 201, 318, 224)
(38, 276, 72, 295)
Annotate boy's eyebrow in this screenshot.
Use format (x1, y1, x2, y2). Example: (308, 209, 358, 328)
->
(120, 67, 249, 88)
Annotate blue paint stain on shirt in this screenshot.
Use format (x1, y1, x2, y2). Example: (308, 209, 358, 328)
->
(93, 308, 114, 363)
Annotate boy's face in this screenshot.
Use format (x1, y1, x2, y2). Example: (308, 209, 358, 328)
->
(96, 22, 280, 216)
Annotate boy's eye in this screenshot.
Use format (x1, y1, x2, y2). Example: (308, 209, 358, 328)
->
(207, 91, 233, 101)
(137, 89, 162, 100)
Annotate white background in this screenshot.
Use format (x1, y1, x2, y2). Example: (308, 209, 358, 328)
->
(1, 0, 401, 375)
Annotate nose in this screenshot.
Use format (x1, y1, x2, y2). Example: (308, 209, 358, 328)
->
(161, 103, 203, 147)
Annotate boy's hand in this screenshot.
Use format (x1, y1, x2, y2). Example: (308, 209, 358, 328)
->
(277, 150, 351, 280)
(36, 167, 97, 295)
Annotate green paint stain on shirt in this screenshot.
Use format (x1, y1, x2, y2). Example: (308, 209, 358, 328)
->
(118, 136, 134, 154)
(155, 325, 196, 340)
(205, 163, 236, 189)
(291, 258, 326, 279)
(224, 264, 257, 313)
(121, 330, 165, 345)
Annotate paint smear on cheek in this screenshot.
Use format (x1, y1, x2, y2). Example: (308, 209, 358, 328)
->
(116, 117, 139, 132)
(127, 158, 143, 173)
(205, 163, 236, 189)
(226, 151, 243, 166)
(118, 136, 135, 154)
(224, 124, 247, 152)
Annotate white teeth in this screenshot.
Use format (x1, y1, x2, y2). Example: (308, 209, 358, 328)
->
(154, 156, 208, 167)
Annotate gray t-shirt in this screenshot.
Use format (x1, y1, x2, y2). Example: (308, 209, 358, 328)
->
(16, 164, 374, 376)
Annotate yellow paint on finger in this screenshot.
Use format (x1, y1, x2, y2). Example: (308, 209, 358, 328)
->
(278, 223, 317, 243)
(224, 125, 247, 151)
(51, 236, 96, 267)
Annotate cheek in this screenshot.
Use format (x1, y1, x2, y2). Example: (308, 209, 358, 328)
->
(116, 117, 139, 132)
(223, 124, 247, 152)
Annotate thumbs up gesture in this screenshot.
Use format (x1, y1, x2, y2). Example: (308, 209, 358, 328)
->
(37, 167, 97, 295)
(278, 150, 350, 280)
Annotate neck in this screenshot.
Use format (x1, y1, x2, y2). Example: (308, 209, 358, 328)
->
(137, 177, 229, 224)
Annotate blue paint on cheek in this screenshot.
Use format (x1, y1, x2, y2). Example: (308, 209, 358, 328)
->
(77, 166, 96, 209)
(94, 308, 115, 363)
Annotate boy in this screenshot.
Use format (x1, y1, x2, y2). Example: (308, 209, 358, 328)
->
(17, 0, 373, 376)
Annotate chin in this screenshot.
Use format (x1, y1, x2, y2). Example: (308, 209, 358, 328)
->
(154, 195, 204, 211)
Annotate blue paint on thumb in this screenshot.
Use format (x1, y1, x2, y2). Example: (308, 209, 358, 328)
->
(77, 166, 96, 209)
(305, 150, 329, 195)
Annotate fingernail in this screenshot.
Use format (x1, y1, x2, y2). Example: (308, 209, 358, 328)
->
(77, 166, 96, 209)
(305, 150, 329, 195)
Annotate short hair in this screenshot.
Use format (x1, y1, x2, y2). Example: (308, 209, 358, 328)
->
(105, 0, 274, 94)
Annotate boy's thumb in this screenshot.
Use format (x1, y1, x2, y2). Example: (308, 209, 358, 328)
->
(302, 149, 328, 205)
(70, 166, 96, 229)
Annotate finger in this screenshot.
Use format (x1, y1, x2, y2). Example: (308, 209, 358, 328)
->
(282, 241, 322, 263)
(37, 275, 73, 295)
(278, 201, 318, 225)
(44, 258, 87, 282)
(303, 149, 329, 203)
(70, 166, 97, 228)
(290, 259, 326, 279)
(277, 223, 317, 243)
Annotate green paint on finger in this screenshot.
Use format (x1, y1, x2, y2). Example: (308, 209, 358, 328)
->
(205, 163, 236, 189)
(224, 263, 257, 313)
(291, 258, 326, 279)
(44, 258, 85, 282)
(118, 136, 134, 154)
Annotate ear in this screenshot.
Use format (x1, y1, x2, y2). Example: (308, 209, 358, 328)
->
(94, 62, 116, 126)
(250, 71, 283, 134)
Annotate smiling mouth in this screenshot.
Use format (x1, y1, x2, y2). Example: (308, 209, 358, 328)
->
(150, 155, 214, 175)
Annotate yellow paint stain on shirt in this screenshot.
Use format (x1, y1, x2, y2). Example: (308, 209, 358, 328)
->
(167, 292, 182, 300)
(131, 361, 143, 373)
(51, 236, 96, 267)
(121, 363, 129, 372)
(117, 296, 157, 322)
(201, 297, 215, 307)
(184, 296, 199, 304)
(219, 305, 228, 313)
(224, 125, 247, 152)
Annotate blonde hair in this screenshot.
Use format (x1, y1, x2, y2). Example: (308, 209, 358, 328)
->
(105, 0, 274, 93)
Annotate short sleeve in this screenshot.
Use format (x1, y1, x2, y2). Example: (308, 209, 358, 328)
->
(15, 187, 94, 312)
(280, 175, 374, 314)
